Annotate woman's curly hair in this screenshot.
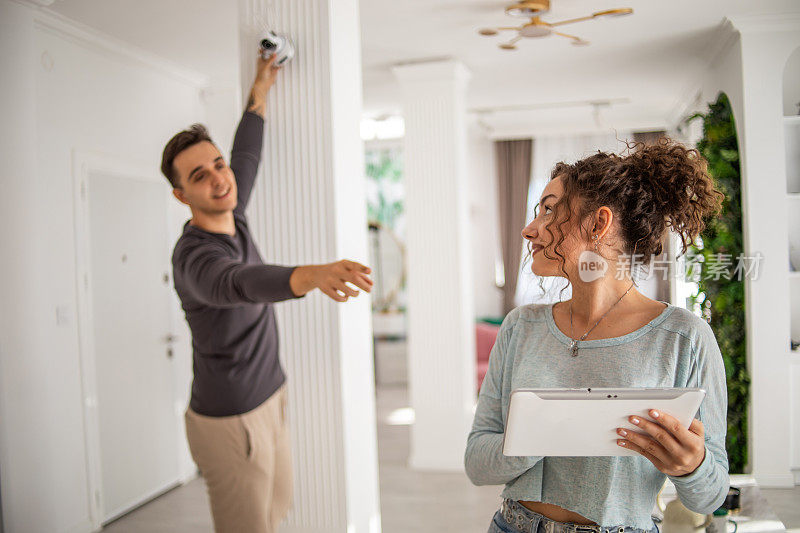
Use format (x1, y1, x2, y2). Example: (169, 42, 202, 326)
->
(536, 137, 724, 281)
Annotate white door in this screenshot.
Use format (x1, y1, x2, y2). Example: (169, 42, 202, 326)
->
(85, 170, 180, 523)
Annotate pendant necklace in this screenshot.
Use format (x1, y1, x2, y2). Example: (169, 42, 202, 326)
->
(568, 283, 635, 357)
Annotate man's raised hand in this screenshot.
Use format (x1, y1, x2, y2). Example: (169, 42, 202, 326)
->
(247, 53, 280, 117)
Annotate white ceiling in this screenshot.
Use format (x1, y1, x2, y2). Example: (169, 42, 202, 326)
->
(46, 0, 800, 136)
(47, 0, 240, 81)
(359, 0, 800, 135)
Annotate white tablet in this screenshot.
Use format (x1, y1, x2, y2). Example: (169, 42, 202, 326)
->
(502, 388, 706, 457)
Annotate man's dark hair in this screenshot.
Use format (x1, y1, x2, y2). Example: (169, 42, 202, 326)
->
(160, 124, 214, 188)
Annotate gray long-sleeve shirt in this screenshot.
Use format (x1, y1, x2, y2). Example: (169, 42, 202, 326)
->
(172, 111, 300, 417)
(464, 303, 729, 529)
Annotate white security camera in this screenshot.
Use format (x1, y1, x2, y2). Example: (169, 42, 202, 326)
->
(259, 31, 295, 66)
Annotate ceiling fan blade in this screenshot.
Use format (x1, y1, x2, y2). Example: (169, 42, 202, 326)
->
(592, 8, 634, 17)
(548, 14, 596, 27)
(552, 31, 589, 45)
(499, 35, 522, 49)
(549, 7, 633, 27)
(478, 26, 522, 36)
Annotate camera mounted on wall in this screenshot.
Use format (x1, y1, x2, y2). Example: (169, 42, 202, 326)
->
(259, 31, 295, 66)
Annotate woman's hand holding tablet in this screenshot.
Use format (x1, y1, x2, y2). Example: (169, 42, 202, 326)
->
(616, 409, 706, 476)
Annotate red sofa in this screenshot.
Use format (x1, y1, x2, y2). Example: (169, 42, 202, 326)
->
(475, 322, 500, 391)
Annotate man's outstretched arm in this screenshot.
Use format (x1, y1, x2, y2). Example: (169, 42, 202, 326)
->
(177, 244, 374, 307)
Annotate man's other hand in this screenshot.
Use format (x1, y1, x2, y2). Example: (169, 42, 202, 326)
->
(290, 261, 373, 302)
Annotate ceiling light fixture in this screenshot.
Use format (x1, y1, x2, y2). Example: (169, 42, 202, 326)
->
(478, 0, 633, 50)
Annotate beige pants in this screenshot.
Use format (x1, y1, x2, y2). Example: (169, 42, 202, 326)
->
(185, 385, 293, 533)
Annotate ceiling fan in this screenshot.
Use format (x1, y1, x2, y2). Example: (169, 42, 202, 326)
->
(478, 0, 633, 50)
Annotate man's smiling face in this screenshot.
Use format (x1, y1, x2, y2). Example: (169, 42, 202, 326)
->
(172, 141, 238, 215)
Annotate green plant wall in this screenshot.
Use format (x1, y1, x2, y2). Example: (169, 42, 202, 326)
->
(686, 92, 749, 473)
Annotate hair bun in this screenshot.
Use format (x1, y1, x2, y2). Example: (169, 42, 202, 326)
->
(621, 138, 724, 255)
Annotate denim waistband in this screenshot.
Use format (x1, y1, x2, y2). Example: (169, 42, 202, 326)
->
(500, 499, 656, 533)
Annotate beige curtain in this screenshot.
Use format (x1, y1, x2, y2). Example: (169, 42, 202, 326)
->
(633, 131, 670, 303)
(633, 130, 667, 146)
(495, 139, 533, 315)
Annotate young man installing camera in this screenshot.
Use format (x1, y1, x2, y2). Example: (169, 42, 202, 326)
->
(160, 53, 373, 533)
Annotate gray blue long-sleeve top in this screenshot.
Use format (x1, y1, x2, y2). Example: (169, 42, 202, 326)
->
(464, 303, 729, 529)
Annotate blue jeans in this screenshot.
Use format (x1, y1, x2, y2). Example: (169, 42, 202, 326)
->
(488, 500, 659, 533)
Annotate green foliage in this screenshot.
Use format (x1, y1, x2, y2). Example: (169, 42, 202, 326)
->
(686, 93, 749, 473)
(365, 148, 404, 230)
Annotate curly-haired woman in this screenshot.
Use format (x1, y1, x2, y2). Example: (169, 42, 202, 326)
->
(465, 140, 730, 533)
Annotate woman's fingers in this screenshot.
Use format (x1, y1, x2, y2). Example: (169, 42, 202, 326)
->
(625, 414, 684, 457)
(616, 426, 673, 466)
(617, 436, 668, 471)
(687, 417, 705, 438)
(650, 410, 703, 443)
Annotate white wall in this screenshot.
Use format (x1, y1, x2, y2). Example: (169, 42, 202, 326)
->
(467, 117, 503, 319)
(0, 2, 240, 530)
(694, 27, 744, 144)
(0, 3, 54, 530)
(735, 19, 800, 487)
(670, 15, 800, 486)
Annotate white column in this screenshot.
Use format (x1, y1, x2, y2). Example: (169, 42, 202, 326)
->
(238, 1, 381, 531)
(392, 60, 477, 472)
(728, 14, 800, 487)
